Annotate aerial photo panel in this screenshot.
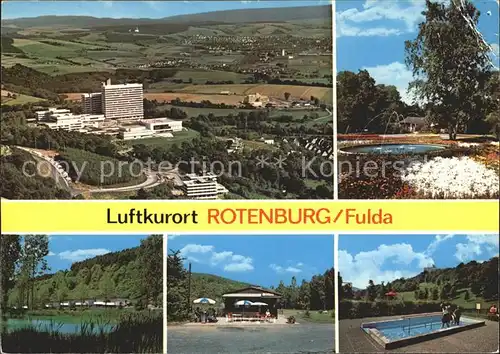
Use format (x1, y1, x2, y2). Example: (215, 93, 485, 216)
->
(1, 0, 334, 201)
(166, 234, 335, 353)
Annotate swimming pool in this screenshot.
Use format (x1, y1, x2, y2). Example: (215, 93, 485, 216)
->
(361, 313, 485, 349)
(340, 144, 446, 155)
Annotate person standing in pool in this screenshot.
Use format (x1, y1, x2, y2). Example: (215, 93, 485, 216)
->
(440, 303, 446, 313)
(453, 306, 462, 325)
(441, 306, 452, 328)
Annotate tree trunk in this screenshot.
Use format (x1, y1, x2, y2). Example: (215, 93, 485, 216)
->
(448, 122, 458, 140)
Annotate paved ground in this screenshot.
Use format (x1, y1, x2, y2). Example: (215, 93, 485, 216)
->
(168, 323, 334, 353)
(339, 316, 499, 353)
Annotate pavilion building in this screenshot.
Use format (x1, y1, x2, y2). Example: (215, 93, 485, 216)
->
(221, 286, 282, 318)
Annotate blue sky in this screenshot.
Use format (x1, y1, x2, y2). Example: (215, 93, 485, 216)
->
(339, 234, 500, 289)
(43, 235, 148, 272)
(1, 1, 324, 20)
(168, 234, 334, 287)
(337, 0, 500, 103)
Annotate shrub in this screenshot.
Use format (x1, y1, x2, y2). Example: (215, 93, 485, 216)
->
(339, 300, 441, 319)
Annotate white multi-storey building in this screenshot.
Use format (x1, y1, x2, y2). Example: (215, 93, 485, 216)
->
(119, 125, 155, 140)
(180, 172, 229, 199)
(35, 108, 71, 121)
(119, 118, 183, 140)
(81, 92, 103, 114)
(102, 79, 144, 120)
(140, 118, 183, 133)
(39, 112, 105, 131)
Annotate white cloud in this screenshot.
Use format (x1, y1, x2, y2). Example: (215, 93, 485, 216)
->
(455, 234, 499, 262)
(58, 248, 110, 262)
(336, 0, 425, 38)
(270, 263, 303, 274)
(102, 1, 113, 8)
(362, 61, 415, 104)
(180, 244, 213, 254)
(179, 244, 253, 273)
(224, 261, 254, 272)
(426, 234, 456, 255)
(338, 243, 434, 289)
(48, 251, 55, 256)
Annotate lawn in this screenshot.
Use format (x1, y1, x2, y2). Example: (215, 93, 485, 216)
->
(157, 104, 253, 117)
(172, 69, 250, 84)
(1, 93, 46, 106)
(283, 309, 334, 324)
(125, 129, 200, 148)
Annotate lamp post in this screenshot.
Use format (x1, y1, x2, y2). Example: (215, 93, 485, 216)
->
(187, 263, 192, 313)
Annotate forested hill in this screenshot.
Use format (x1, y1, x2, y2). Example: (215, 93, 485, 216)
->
(69, 246, 139, 273)
(343, 257, 499, 302)
(1, 5, 331, 28)
(8, 236, 163, 308)
(190, 273, 251, 301)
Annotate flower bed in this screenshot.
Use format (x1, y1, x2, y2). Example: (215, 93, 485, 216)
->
(338, 144, 498, 199)
(402, 156, 499, 198)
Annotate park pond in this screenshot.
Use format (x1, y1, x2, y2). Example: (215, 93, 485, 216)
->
(3, 317, 116, 334)
(167, 323, 334, 353)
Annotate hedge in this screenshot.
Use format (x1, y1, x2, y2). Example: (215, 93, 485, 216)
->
(339, 300, 442, 319)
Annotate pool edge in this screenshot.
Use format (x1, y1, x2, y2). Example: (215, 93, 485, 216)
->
(384, 320, 486, 350)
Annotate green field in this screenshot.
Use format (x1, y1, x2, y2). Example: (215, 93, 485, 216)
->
(172, 70, 251, 84)
(126, 129, 200, 148)
(157, 104, 253, 117)
(1, 93, 46, 106)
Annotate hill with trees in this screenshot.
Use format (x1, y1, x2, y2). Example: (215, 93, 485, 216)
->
(339, 257, 499, 311)
(1, 5, 331, 28)
(3, 235, 163, 310)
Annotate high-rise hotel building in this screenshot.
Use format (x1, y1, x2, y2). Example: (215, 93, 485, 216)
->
(101, 79, 144, 120)
(81, 92, 103, 114)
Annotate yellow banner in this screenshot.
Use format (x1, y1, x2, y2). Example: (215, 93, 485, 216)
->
(1, 200, 498, 233)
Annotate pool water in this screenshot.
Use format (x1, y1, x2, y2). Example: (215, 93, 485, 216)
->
(341, 144, 446, 155)
(363, 315, 475, 341)
(5, 318, 116, 334)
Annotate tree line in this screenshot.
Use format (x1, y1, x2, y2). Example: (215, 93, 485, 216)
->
(339, 257, 499, 304)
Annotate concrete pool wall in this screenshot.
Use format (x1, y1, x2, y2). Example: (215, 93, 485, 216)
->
(361, 312, 486, 350)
